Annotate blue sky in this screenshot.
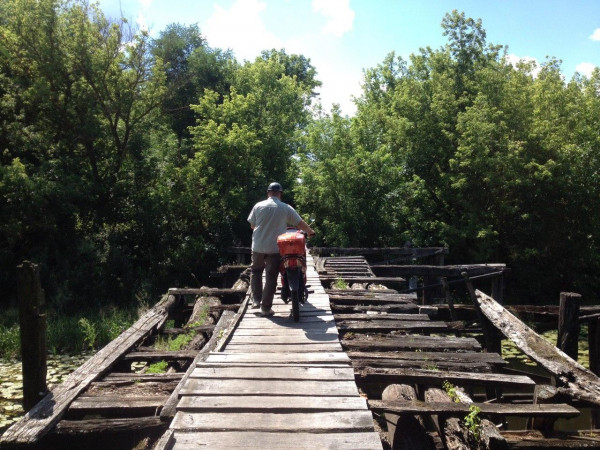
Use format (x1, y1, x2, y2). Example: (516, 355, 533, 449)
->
(97, 0, 600, 116)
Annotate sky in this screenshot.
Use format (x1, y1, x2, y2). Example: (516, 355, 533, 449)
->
(97, 0, 600, 116)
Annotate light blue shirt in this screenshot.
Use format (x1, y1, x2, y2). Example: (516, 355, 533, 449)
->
(248, 197, 302, 254)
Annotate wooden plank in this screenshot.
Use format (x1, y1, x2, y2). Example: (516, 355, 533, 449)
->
(68, 395, 168, 414)
(122, 350, 197, 361)
(319, 276, 406, 284)
(342, 334, 482, 351)
(334, 313, 430, 321)
(225, 343, 343, 353)
(0, 294, 178, 446)
(356, 367, 536, 389)
(240, 315, 334, 323)
(332, 304, 420, 314)
(180, 379, 359, 397)
(170, 411, 376, 432)
(502, 430, 600, 448)
(205, 351, 350, 364)
(52, 416, 165, 435)
(368, 399, 580, 418)
(337, 320, 451, 332)
(312, 246, 448, 257)
(167, 431, 383, 449)
(177, 395, 368, 411)
(191, 365, 355, 380)
(476, 290, 600, 406)
(168, 287, 246, 297)
(370, 264, 506, 277)
(102, 373, 183, 382)
(232, 328, 338, 336)
(236, 321, 337, 330)
(228, 334, 340, 344)
(349, 350, 506, 365)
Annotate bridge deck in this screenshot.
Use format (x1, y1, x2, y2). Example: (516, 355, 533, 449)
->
(163, 254, 382, 449)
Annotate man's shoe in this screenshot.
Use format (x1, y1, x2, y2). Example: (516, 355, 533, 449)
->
(251, 301, 261, 309)
(256, 308, 275, 317)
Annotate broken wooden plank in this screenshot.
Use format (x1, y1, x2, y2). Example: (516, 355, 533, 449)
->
(122, 350, 197, 361)
(475, 290, 600, 407)
(52, 416, 165, 435)
(368, 400, 580, 418)
(68, 395, 168, 415)
(0, 294, 178, 446)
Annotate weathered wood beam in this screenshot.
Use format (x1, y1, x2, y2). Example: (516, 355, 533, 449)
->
(356, 368, 536, 389)
(475, 290, 600, 407)
(52, 416, 165, 435)
(311, 247, 449, 258)
(68, 395, 168, 416)
(167, 287, 246, 297)
(368, 400, 580, 418)
(371, 264, 506, 278)
(0, 294, 178, 447)
(342, 334, 482, 352)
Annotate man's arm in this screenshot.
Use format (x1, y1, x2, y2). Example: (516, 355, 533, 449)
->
(296, 220, 315, 237)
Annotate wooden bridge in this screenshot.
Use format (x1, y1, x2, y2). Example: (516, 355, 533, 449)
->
(155, 254, 382, 449)
(2, 247, 600, 449)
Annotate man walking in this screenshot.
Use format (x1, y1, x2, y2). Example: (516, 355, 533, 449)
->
(247, 182, 315, 317)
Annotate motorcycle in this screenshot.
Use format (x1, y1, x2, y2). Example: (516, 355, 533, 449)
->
(277, 227, 309, 322)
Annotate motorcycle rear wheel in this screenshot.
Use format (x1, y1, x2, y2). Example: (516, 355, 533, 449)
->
(291, 289, 300, 322)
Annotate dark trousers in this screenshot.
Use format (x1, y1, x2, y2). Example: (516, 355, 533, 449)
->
(250, 252, 281, 310)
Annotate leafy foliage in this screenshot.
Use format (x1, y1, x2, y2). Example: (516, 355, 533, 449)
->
(0, 2, 598, 315)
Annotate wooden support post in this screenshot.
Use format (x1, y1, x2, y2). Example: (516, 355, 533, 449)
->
(491, 273, 504, 304)
(17, 261, 48, 411)
(527, 384, 560, 434)
(382, 384, 433, 450)
(462, 272, 502, 401)
(557, 292, 581, 361)
(441, 277, 457, 322)
(590, 317, 600, 429)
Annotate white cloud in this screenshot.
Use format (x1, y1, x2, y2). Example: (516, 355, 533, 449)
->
(135, 0, 152, 32)
(576, 62, 596, 78)
(204, 0, 282, 62)
(506, 54, 541, 78)
(589, 28, 600, 41)
(312, 0, 355, 37)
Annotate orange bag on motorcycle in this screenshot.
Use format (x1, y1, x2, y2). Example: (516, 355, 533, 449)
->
(277, 230, 306, 257)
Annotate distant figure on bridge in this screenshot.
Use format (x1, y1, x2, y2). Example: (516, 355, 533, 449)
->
(247, 182, 315, 317)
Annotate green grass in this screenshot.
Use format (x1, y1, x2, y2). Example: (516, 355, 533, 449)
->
(0, 306, 137, 359)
